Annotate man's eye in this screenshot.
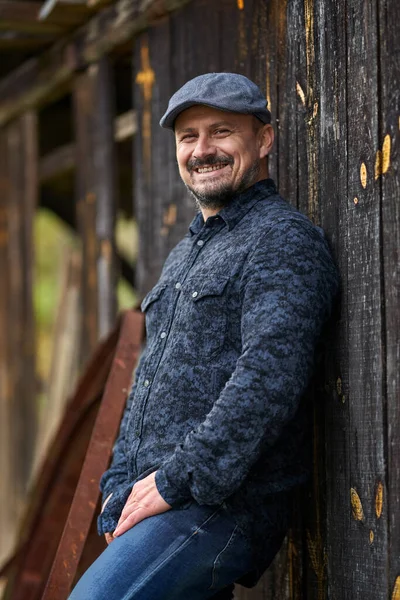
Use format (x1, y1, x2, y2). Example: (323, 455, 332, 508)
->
(215, 129, 230, 136)
(181, 134, 196, 142)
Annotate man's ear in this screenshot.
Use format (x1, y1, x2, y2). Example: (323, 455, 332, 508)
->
(259, 124, 274, 159)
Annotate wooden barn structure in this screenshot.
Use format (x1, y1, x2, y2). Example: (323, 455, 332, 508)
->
(0, 0, 399, 598)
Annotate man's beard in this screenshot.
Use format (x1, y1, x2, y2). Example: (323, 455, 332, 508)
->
(184, 155, 261, 211)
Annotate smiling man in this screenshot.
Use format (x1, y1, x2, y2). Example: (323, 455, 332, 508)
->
(69, 73, 338, 600)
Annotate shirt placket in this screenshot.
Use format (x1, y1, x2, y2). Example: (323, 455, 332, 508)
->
(128, 217, 225, 476)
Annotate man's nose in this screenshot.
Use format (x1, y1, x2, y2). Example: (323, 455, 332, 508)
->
(193, 135, 216, 158)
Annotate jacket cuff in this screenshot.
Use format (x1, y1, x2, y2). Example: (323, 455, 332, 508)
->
(97, 483, 132, 535)
(155, 467, 192, 507)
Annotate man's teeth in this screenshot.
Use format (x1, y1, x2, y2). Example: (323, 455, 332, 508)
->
(196, 164, 227, 173)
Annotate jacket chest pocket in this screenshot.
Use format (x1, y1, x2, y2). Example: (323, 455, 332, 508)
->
(183, 276, 229, 359)
(141, 283, 167, 340)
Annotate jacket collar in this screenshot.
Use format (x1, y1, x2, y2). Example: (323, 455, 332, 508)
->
(189, 179, 278, 235)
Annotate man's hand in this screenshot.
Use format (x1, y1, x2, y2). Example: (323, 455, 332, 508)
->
(113, 471, 171, 537)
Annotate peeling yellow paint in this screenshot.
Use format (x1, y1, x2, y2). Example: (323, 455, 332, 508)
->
(336, 377, 346, 402)
(136, 39, 155, 183)
(307, 529, 327, 600)
(392, 577, 400, 600)
(303, 0, 319, 224)
(375, 150, 382, 180)
(350, 488, 364, 521)
(354, 197, 359, 205)
(164, 204, 177, 227)
(160, 204, 178, 236)
(360, 162, 367, 189)
(382, 134, 391, 174)
(369, 530, 374, 544)
(296, 82, 306, 105)
(238, 5, 247, 64)
(266, 70, 272, 116)
(237, 0, 244, 8)
(375, 481, 383, 518)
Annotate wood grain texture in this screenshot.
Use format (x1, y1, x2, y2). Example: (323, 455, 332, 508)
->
(378, 0, 400, 596)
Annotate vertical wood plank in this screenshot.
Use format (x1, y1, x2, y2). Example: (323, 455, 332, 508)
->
(20, 110, 38, 484)
(378, 0, 400, 596)
(74, 58, 117, 359)
(0, 127, 14, 565)
(74, 70, 99, 361)
(0, 112, 38, 564)
(93, 57, 118, 339)
(338, 0, 388, 596)
(314, 2, 349, 600)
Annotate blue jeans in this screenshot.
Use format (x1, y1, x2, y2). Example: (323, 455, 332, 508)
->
(68, 503, 254, 600)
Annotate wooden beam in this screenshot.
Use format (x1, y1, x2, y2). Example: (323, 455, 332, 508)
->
(39, 0, 91, 24)
(39, 142, 75, 182)
(38, 109, 137, 182)
(73, 57, 118, 358)
(114, 109, 137, 142)
(0, 2, 64, 34)
(92, 57, 118, 338)
(0, 0, 191, 127)
(0, 32, 57, 49)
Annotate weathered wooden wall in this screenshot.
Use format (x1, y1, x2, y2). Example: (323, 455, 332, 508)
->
(132, 0, 400, 598)
(0, 0, 398, 597)
(0, 113, 38, 566)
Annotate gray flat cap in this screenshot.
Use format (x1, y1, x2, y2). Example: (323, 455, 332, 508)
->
(160, 72, 271, 129)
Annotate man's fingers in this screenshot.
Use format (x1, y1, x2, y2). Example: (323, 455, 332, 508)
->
(116, 501, 144, 529)
(105, 532, 114, 545)
(114, 506, 145, 537)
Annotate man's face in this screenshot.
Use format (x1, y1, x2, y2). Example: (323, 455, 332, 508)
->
(174, 105, 273, 211)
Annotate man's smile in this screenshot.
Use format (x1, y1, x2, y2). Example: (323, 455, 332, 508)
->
(193, 162, 231, 175)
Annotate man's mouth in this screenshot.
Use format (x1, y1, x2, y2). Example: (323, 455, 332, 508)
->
(195, 163, 229, 174)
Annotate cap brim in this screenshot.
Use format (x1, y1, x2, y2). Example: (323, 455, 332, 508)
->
(160, 101, 271, 130)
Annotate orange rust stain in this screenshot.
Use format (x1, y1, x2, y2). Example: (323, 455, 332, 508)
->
(101, 238, 112, 262)
(360, 162, 367, 188)
(164, 204, 177, 226)
(351, 488, 364, 521)
(0, 228, 8, 246)
(86, 192, 96, 204)
(161, 204, 178, 236)
(375, 481, 383, 518)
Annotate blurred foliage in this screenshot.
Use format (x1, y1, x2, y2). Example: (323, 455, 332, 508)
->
(34, 209, 78, 383)
(34, 209, 138, 384)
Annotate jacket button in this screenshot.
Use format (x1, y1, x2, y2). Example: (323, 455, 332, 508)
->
(192, 291, 198, 298)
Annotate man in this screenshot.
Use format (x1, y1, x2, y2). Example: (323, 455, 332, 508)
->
(69, 73, 338, 599)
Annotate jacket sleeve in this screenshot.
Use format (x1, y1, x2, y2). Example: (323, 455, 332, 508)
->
(97, 355, 143, 534)
(155, 218, 339, 506)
